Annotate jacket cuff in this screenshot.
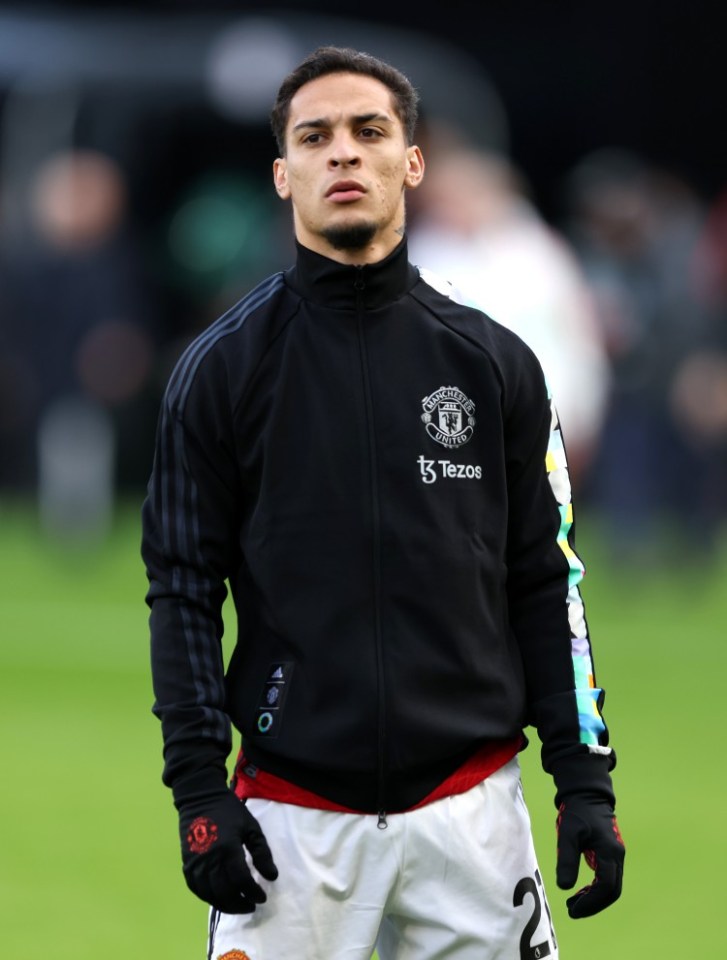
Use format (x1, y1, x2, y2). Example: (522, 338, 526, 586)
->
(171, 764, 233, 809)
(551, 750, 617, 808)
(162, 741, 231, 808)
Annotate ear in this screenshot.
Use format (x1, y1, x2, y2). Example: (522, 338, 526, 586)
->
(404, 146, 425, 190)
(273, 158, 291, 199)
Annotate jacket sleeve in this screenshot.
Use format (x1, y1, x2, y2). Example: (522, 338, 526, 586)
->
(141, 345, 241, 795)
(503, 347, 615, 798)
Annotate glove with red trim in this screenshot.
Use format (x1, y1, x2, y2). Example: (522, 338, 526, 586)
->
(555, 794, 625, 918)
(551, 752, 625, 918)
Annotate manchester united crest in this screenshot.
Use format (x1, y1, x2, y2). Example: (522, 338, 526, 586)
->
(186, 816, 218, 855)
(421, 386, 476, 448)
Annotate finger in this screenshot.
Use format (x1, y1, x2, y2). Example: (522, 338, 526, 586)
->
(567, 858, 623, 919)
(186, 859, 256, 915)
(223, 849, 268, 905)
(245, 828, 279, 881)
(210, 860, 260, 915)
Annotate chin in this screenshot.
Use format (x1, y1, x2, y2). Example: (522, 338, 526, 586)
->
(321, 219, 377, 252)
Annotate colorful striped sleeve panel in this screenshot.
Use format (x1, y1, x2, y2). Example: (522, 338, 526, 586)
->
(544, 388, 610, 754)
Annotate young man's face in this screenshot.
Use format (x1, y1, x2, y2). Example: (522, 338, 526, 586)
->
(273, 71, 424, 264)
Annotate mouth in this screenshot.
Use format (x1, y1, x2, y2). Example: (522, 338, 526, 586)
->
(325, 181, 366, 203)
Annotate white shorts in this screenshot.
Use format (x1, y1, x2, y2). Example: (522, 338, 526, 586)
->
(207, 757, 558, 960)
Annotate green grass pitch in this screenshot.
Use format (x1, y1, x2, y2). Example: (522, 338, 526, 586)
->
(1, 497, 723, 958)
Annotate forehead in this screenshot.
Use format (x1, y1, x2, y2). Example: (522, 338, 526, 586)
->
(287, 72, 399, 129)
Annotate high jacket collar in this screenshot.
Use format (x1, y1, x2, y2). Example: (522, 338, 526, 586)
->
(285, 238, 419, 311)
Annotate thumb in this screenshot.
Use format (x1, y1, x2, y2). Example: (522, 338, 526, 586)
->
(247, 831, 279, 882)
(242, 810, 279, 882)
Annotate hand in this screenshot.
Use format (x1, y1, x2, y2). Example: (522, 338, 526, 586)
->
(178, 788, 278, 914)
(555, 795, 625, 918)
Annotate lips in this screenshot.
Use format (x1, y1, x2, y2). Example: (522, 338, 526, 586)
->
(326, 181, 366, 202)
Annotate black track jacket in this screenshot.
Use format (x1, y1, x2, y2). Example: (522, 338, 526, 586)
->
(142, 238, 613, 815)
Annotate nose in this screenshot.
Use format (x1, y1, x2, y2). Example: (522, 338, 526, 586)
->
(328, 132, 360, 168)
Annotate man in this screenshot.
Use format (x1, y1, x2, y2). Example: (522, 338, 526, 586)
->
(142, 45, 624, 960)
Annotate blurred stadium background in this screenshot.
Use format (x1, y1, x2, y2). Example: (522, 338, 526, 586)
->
(1, 2, 725, 958)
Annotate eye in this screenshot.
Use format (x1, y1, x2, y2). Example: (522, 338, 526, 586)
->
(359, 127, 383, 139)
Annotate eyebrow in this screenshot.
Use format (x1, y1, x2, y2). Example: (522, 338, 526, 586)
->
(291, 112, 394, 134)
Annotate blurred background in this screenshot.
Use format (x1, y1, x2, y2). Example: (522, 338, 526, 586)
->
(1, 0, 725, 554)
(0, 2, 724, 958)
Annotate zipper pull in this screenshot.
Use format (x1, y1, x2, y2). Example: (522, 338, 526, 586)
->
(377, 810, 388, 830)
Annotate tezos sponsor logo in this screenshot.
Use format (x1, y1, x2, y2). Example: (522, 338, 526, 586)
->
(421, 386, 475, 447)
(418, 456, 482, 484)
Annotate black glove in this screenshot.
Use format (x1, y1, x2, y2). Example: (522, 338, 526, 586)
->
(555, 795, 625, 918)
(550, 751, 624, 919)
(176, 779, 278, 914)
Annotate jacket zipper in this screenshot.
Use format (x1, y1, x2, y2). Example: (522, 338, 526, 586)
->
(354, 269, 388, 830)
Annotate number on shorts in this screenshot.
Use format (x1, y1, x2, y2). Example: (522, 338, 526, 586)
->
(535, 868, 557, 951)
(513, 871, 553, 960)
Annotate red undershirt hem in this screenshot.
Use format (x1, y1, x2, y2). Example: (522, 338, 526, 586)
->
(232, 736, 524, 814)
